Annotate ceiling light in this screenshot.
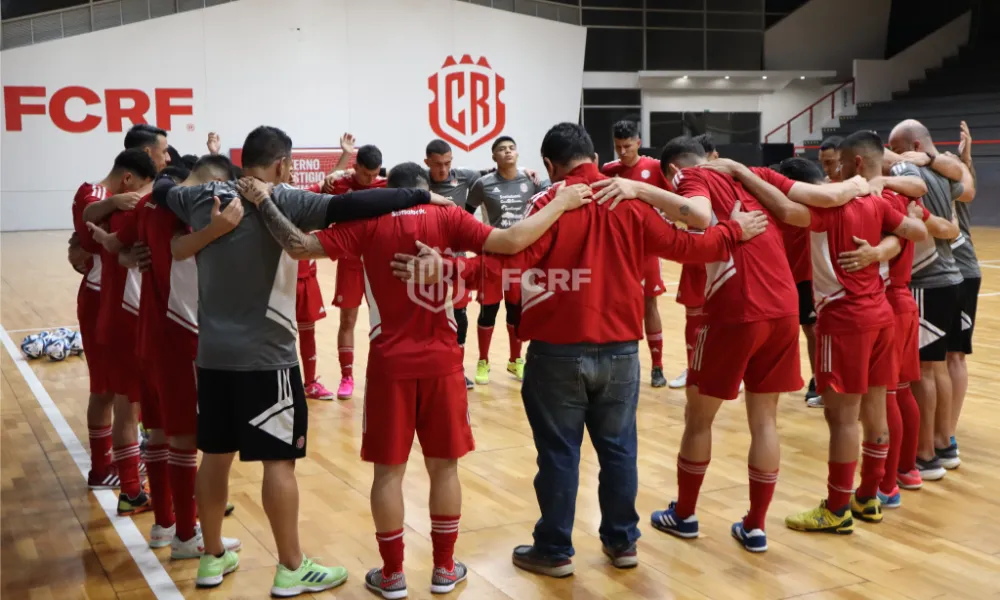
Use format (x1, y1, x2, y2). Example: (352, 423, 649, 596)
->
(724, 75, 730, 80)
(762, 75, 768, 80)
(800, 75, 806, 79)
(681, 75, 688, 79)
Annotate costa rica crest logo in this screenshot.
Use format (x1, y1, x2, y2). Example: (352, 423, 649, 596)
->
(428, 55, 506, 152)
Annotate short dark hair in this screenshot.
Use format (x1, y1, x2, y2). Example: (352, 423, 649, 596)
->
(426, 139, 452, 157)
(540, 122, 595, 167)
(124, 124, 167, 150)
(387, 162, 429, 189)
(775, 157, 825, 184)
(491, 136, 516, 152)
(612, 120, 640, 140)
(241, 126, 292, 169)
(839, 130, 885, 165)
(159, 165, 191, 183)
(194, 154, 236, 180)
(181, 154, 199, 170)
(379, 167, 387, 178)
(166, 145, 183, 166)
(693, 132, 716, 154)
(660, 136, 706, 167)
(819, 136, 843, 152)
(231, 166, 244, 179)
(356, 145, 383, 170)
(112, 148, 157, 180)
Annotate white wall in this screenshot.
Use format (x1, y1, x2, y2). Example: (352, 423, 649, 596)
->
(853, 12, 970, 104)
(765, 0, 891, 77)
(0, 0, 585, 231)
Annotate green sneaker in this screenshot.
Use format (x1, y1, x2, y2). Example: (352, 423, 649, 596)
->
(271, 556, 348, 597)
(195, 550, 240, 588)
(475, 360, 491, 385)
(507, 358, 525, 381)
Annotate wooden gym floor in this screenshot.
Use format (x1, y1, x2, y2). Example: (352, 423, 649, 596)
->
(2, 229, 1000, 600)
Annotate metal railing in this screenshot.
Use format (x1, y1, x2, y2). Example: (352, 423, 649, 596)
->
(1, 0, 578, 50)
(764, 80, 856, 144)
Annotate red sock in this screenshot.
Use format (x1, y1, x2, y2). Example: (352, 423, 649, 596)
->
(113, 443, 142, 498)
(881, 389, 903, 494)
(507, 324, 522, 361)
(88, 425, 113, 473)
(430, 514, 460, 570)
(897, 383, 920, 473)
(675, 455, 709, 518)
(376, 529, 405, 576)
(477, 326, 493, 361)
(647, 331, 663, 369)
(144, 444, 174, 528)
(744, 466, 778, 531)
(858, 441, 889, 500)
(338, 346, 354, 378)
(168, 447, 198, 541)
(299, 324, 317, 384)
(826, 461, 857, 513)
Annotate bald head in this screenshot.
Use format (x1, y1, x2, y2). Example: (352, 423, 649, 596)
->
(889, 119, 934, 153)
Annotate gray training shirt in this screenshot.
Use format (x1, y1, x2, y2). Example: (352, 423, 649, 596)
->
(467, 170, 550, 228)
(951, 200, 980, 279)
(427, 168, 482, 209)
(891, 162, 963, 289)
(165, 182, 330, 371)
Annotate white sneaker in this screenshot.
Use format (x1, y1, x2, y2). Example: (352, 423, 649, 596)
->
(668, 369, 688, 389)
(150, 523, 176, 548)
(171, 532, 242, 560)
(807, 395, 824, 408)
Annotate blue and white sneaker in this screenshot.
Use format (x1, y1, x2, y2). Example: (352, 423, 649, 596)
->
(651, 501, 699, 539)
(731, 522, 767, 553)
(877, 487, 902, 509)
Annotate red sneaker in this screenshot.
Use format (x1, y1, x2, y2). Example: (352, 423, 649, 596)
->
(88, 465, 120, 490)
(896, 468, 923, 490)
(305, 379, 335, 401)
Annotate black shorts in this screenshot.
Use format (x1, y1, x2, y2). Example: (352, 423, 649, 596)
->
(197, 366, 308, 461)
(912, 284, 962, 362)
(797, 280, 816, 326)
(948, 277, 980, 355)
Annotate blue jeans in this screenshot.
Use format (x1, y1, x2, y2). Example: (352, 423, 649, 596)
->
(522, 340, 641, 559)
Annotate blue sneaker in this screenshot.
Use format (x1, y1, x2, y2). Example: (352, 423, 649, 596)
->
(651, 501, 699, 539)
(877, 487, 902, 509)
(731, 522, 768, 553)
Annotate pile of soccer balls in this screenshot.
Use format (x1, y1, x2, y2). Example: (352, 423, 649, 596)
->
(20, 328, 84, 362)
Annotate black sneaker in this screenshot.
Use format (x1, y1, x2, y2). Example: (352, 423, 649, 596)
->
(805, 377, 819, 401)
(651, 367, 667, 388)
(465, 375, 474, 390)
(511, 545, 574, 578)
(935, 444, 961, 470)
(915, 456, 946, 481)
(602, 543, 638, 569)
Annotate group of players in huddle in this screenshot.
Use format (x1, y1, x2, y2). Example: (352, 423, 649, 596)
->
(66, 114, 978, 598)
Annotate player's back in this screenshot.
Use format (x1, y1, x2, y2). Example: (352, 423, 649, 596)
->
(809, 194, 896, 332)
(880, 190, 922, 315)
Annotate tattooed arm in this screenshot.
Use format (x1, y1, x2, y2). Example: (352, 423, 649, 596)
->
(237, 178, 328, 260)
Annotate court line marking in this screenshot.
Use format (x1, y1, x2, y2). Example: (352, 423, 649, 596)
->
(6, 324, 78, 334)
(978, 292, 1000, 298)
(978, 264, 1000, 269)
(0, 326, 184, 600)
(978, 259, 1000, 264)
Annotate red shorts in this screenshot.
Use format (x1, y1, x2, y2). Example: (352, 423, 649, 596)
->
(138, 366, 164, 431)
(332, 259, 363, 310)
(361, 370, 474, 465)
(684, 307, 707, 367)
(894, 311, 920, 385)
(642, 256, 666, 298)
(478, 274, 521, 306)
(296, 274, 327, 323)
(688, 316, 802, 400)
(817, 325, 897, 395)
(77, 285, 110, 395)
(155, 348, 198, 436)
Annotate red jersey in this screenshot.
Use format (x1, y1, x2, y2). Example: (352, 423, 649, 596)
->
(117, 196, 199, 361)
(676, 264, 707, 308)
(601, 155, 671, 190)
(508, 163, 742, 345)
(673, 167, 798, 325)
(314, 205, 493, 379)
(297, 260, 317, 279)
(808, 194, 905, 333)
(749, 167, 812, 284)
(319, 175, 389, 281)
(96, 208, 141, 347)
(72, 183, 109, 292)
(881, 190, 930, 315)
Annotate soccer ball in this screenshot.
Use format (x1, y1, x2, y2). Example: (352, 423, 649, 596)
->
(20, 334, 45, 359)
(44, 337, 70, 362)
(69, 331, 84, 356)
(52, 327, 75, 340)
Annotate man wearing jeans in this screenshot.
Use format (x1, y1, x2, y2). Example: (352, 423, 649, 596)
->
(506, 123, 768, 577)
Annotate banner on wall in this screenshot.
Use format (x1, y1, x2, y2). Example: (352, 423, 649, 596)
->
(229, 148, 355, 187)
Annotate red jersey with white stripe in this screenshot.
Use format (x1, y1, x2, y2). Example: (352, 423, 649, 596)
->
(808, 194, 904, 333)
(601, 155, 671, 190)
(315, 205, 493, 379)
(509, 163, 743, 345)
(117, 196, 199, 360)
(97, 208, 141, 347)
(72, 183, 108, 292)
(881, 190, 930, 315)
(673, 167, 798, 325)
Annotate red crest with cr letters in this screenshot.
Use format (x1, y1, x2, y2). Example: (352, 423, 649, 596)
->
(428, 55, 506, 152)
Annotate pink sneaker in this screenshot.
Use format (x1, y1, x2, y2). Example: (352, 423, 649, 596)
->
(305, 379, 335, 401)
(336, 376, 354, 400)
